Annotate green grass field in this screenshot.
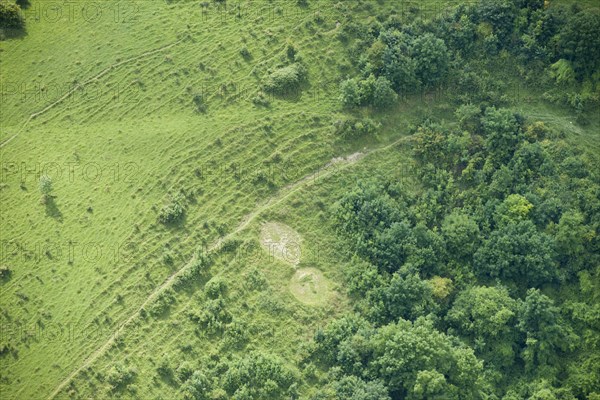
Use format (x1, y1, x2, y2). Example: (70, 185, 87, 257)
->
(1, 1, 599, 399)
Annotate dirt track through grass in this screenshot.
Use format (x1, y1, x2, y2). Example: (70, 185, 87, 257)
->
(47, 134, 411, 399)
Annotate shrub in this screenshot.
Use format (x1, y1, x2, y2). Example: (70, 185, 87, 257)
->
(191, 298, 231, 332)
(0, 1, 24, 30)
(159, 202, 184, 223)
(0, 340, 15, 356)
(158, 194, 185, 224)
(106, 364, 137, 390)
(192, 93, 207, 113)
(205, 277, 227, 299)
(556, 10, 600, 78)
(156, 355, 174, 378)
(149, 288, 177, 316)
(549, 59, 576, 85)
(244, 268, 268, 291)
(410, 33, 450, 87)
(223, 352, 295, 399)
(252, 91, 270, 106)
(340, 78, 361, 108)
(240, 46, 251, 59)
(334, 117, 380, 139)
(223, 319, 249, 349)
(372, 76, 397, 109)
(39, 175, 53, 196)
(38, 175, 54, 204)
(176, 361, 194, 382)
(263, 63, 307, 95)
(0, 265, 12, 280)
(181, 370, 211, 400)
(286, 41, 297, 60)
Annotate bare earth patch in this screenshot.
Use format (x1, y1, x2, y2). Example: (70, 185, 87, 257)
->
(259, 222, 302, 265)
(289, 267, 330, 306)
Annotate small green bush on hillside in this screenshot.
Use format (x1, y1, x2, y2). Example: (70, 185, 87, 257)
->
(181, 370, 211, 400)
(334, 117, 380, 139)
(223, 352, 295, 399)
(38, 175, 53, 204)
(205, 277, 227, 299)
(192, 93, 207, 113)
(0, 1, 24, 30)
(263, 63, 307, 95)
(106, 364, 137, 391)
(0, 266, 12, 280)
(159, 194, 186, 224)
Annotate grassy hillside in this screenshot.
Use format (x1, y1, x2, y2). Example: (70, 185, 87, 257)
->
(1, 1, 599, 399)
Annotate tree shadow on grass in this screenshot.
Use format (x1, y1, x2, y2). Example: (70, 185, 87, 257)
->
(0, 27, 28, 41)
(16, 0, 31, 8)
(45, 197, 63, 221)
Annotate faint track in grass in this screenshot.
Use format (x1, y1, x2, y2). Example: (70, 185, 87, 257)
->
(46, 134, 412, 400)
(0, 39, 184, 149)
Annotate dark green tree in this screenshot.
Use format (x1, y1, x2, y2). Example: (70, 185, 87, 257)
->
(474, 220, 557, 285)
(333, 375, 390, 400)
(480, 107, 523, 164)
(517, 289, 578, 371)
(368, 318, 482, 398)
(410, 33, 450, 88)
(223, 352, 295, 399)
(442, 211, 481, 262)
(556, 10, 600, 78)
(0, 0, 24, 30)
(447, 286, 518, 367)
(372, 76, 398, 109)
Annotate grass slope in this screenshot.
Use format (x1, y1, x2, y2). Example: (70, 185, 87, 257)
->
(1, 1, 598, 399)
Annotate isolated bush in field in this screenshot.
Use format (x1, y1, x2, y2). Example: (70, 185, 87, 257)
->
(0, 339, 15, 356)
(0, 266, 12, 280)
(192, 93, 207, 113)
(175, 251, 212, 289)
(286, 41, 297, 61)
(223, 319, 250, 349)
(158, 194, 185, 224)
(188, 252, 211, 277)
(263, 63, 307, 95)
(159, 202, 184, 223)
(240, 46, 251, 59)
(107, 364, 137, 390)
(0, 1, 24, 30)
(39, 175, 53, 196)
(38, 175, 53, 204)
